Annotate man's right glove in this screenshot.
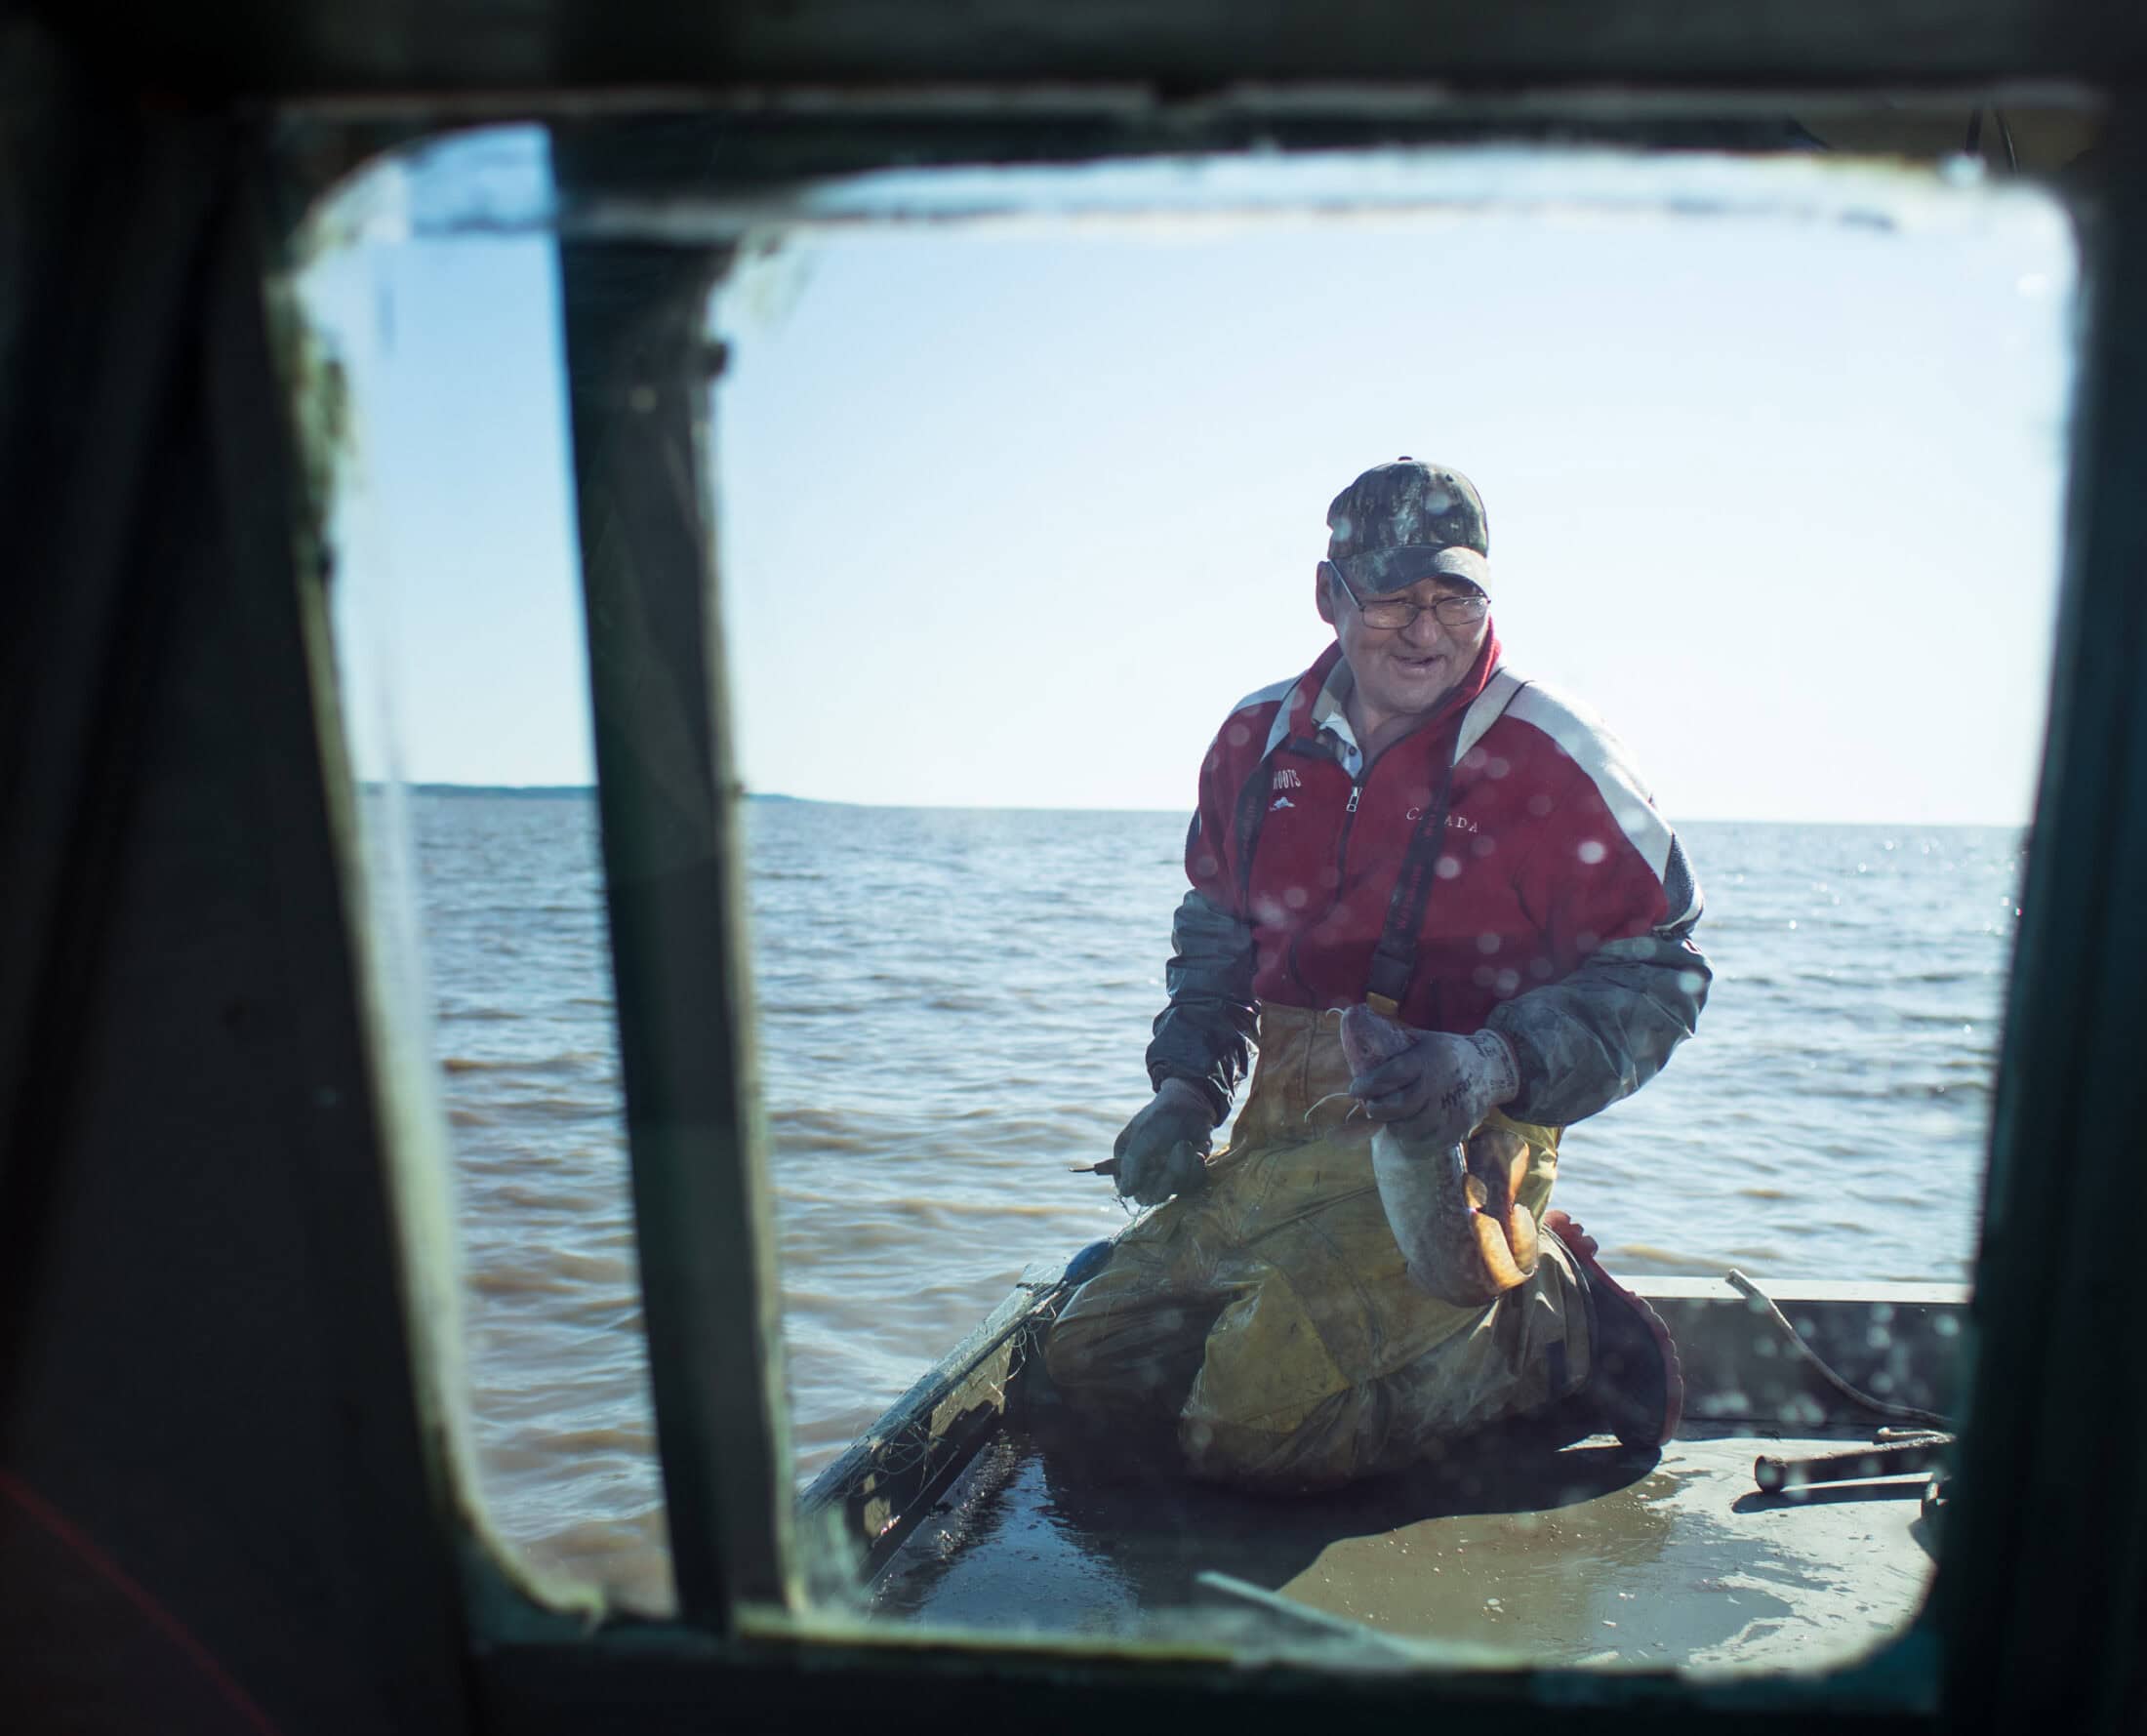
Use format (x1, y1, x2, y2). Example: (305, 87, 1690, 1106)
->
(1112, 1077, 1214, 1206)
(1347, 1025, 1520, 1149)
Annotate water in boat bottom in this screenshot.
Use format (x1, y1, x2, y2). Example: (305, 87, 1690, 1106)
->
(405, 790, 2016, 1611)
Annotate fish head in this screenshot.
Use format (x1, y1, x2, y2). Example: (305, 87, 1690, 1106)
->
(1338, 1002, 1413, 1082)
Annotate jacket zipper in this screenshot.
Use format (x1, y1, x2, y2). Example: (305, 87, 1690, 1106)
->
(1331, 777, 1364, 899)
(1285, 769, 1364, 1002)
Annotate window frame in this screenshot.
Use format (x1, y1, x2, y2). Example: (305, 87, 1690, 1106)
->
(281, 86, 2146, 1733)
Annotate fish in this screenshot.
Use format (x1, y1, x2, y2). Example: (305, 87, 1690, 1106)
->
(1339, 1002, 1540, 1308)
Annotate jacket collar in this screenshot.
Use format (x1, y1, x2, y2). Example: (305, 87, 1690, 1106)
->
(1264, 629, 1505, 768)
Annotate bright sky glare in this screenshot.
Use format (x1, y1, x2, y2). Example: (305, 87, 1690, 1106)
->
(307, 131, 2079, 825)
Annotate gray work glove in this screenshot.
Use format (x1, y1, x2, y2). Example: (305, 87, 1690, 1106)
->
(1348, 1027, 1521, 1147)
(1113, 1077, 1214, 1206)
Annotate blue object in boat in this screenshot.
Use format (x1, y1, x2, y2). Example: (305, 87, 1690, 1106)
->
(1063, 1239, 1114, 1285)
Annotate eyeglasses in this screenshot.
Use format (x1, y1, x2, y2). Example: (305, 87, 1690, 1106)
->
(1322, 560, 1490, 631)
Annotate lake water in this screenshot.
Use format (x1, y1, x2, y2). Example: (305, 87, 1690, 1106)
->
(400, 789, 2021, 1610)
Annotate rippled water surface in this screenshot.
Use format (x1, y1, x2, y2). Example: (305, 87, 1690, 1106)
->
(408, 790, 2019, 1609)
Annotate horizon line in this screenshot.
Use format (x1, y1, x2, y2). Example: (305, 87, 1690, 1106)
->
(375, 782, 2030, 828)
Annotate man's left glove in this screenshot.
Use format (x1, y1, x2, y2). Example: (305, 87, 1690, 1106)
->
(1348, 1027, 1521, 1147)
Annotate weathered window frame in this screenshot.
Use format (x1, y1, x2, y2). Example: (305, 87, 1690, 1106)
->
(269, 84, 2144, 1736)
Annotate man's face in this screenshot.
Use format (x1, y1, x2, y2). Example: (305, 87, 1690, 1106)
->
(1316, 566, 1492, 725)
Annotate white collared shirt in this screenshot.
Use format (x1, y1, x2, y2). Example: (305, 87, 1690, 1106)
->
(1307, 660, 1365, 781)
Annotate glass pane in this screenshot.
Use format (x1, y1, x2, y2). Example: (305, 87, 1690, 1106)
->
(703, 144, 2075, 1669)
(289, 129, 674, 1615)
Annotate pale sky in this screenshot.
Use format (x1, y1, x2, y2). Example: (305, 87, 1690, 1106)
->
(307, 131, 2079, 825)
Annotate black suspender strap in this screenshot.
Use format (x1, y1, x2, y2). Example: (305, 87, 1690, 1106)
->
(1231, 736, 1328, 911)
(1231, 672, 1520, 1015)
(1360, 671, 1527, 1016)
(1362, 726, 1461, 1017)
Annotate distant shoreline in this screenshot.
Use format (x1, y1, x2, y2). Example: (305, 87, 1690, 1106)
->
(373, 785, 2028, 828)
(377, 784, 801, 802)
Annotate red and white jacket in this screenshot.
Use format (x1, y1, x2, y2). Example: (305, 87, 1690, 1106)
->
(1148, 633, 1708, 1129)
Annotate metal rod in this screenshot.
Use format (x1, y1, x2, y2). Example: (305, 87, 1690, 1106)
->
(1756, 1436, 1952, 1493)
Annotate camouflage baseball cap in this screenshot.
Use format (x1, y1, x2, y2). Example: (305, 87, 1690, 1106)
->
(1325, 458, 1491, 594)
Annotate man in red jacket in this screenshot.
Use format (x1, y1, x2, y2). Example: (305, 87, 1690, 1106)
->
(1045, 458, 1709, 1488)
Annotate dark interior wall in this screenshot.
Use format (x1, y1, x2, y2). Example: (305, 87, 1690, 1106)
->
(0, 44, 470, 1734)
(1, 0, 2144, 1728)
(20, 0, 2147, 94)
